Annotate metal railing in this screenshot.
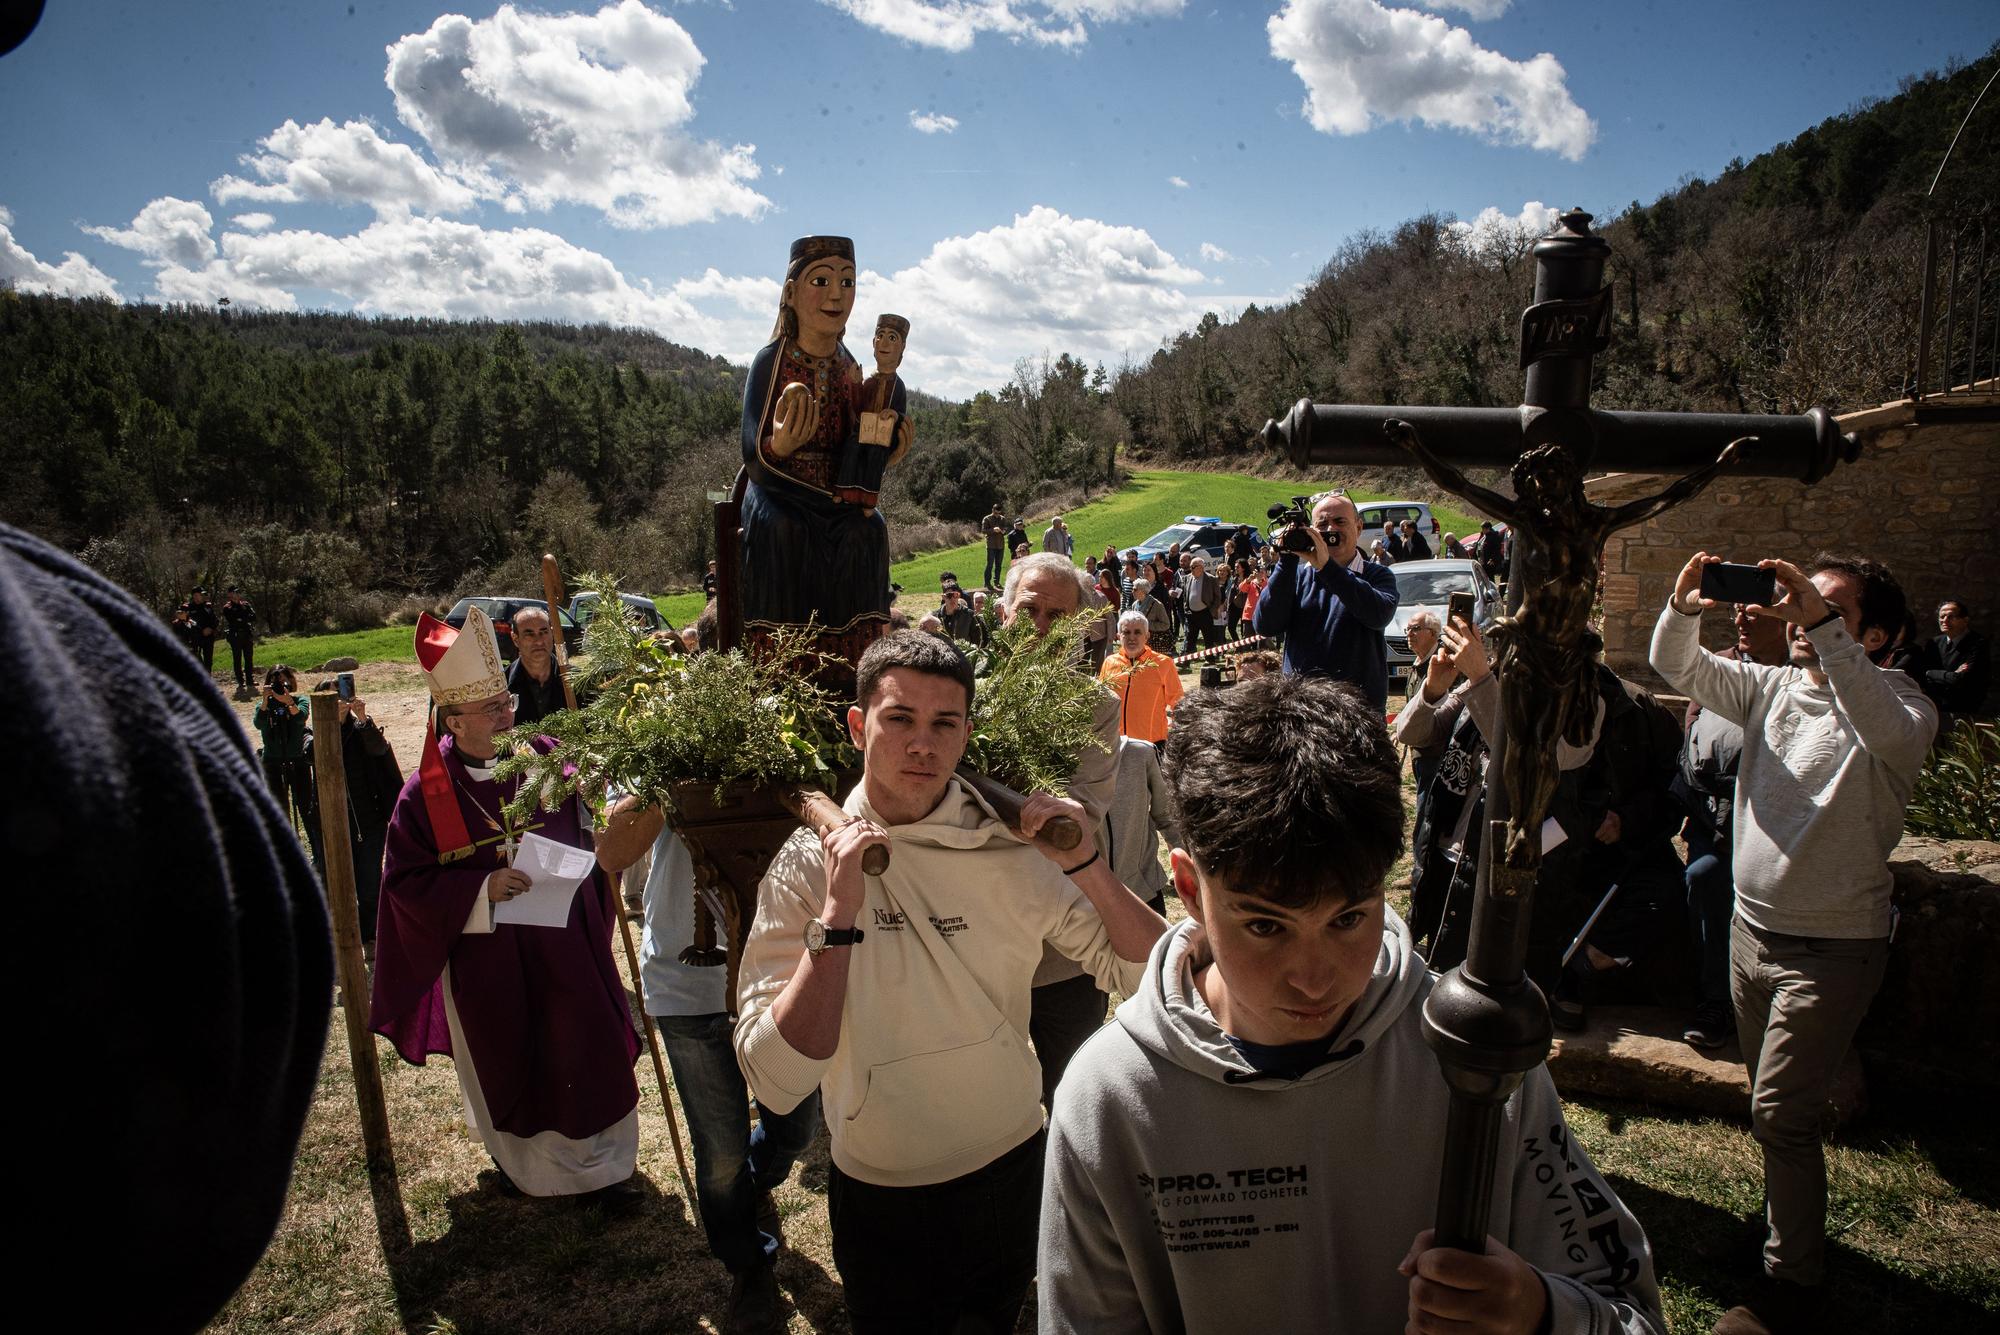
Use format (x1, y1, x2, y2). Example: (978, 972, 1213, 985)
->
(1913, 211, 1998, 399)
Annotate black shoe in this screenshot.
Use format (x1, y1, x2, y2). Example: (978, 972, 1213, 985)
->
(575, 1176, 645, 1217)
(755, 1188, 782, 1247)
(483, 1161, 524, 1198)
(725, 1263, 783, 1335)
(1685, 1000, 1732, 1051)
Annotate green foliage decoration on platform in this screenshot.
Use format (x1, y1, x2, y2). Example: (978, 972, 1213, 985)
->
(494, 576, 853, 828)
(962, 608, 1111, 799)
(493, 578, 1107, 828)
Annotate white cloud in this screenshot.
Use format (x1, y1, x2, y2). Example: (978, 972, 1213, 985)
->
(231, 212, 276, 232)
(1268, 0, 1595, 160)
(83, 197, 219, 269)
(852, 204, 1213, 397)
(821, 0, 1183, 52)
(385, 1, 768, 229)
(1198, 241, 1233, 262)
(0, 209, 120, 299)
(1446, 199, 1559, 255)
(79, 199, 780, 348)
(72, 194, 1261, 401)
(211, 118, 479, 219)
(909, 109, 961, 134)
(1168, 175, 1190, 188)
(82, 199, 293, 308)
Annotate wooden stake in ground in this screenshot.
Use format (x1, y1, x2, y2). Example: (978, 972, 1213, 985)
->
(309, 690, 412, 1257)
(542, 554, 698, 1219)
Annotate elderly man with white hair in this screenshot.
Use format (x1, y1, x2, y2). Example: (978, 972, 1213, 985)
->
(1180, 555, 1225, 656)
(1404, 608, 1442, 698)
(998, 552, 1124, 1108)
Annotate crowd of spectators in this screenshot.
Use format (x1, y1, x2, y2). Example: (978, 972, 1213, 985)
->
(117, 469, 1992, 1335)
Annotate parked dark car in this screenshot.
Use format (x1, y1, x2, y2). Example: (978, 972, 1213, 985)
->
(569, 590, 666, 636)
(442, 596, 583, 662)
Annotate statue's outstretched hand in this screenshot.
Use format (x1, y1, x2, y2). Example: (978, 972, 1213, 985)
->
(1718, 435, 1755, 467)
(1383, 418, 1421, 453)
(770, 381, 819, 458)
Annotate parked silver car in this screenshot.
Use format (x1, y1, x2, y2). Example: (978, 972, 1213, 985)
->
(1384, 559, 1502, 686)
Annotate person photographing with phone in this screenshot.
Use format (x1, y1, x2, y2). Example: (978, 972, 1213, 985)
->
(253, 664, 321, 868)
(1251, 492, 1398, 708)
(1651, 550, 1935, 1335)
(310, 674, 402, 954)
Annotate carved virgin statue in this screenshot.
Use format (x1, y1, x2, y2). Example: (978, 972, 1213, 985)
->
(738, 236, 895, 674)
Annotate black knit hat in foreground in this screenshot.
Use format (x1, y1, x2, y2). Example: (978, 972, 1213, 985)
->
(0, 523, 332, 1331)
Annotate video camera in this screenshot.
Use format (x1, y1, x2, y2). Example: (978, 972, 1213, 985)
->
(1266, 496, 1317, 553)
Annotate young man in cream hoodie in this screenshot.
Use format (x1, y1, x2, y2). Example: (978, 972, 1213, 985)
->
(1039, 674, 1665, 1335)
(734, 630, 1167, 1333)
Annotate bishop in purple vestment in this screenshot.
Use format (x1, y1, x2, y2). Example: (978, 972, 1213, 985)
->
(368, 607, 641, 1204)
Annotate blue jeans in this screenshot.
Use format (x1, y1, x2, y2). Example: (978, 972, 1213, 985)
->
(983, 547, 1003, 588)
(1684, 824, 1734, 1006)
(656, 1012, 820, 1275)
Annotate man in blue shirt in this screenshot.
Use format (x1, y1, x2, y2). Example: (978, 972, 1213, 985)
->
(1252, 492, 1399, 708)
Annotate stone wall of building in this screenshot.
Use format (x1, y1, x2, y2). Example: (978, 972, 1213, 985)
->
(1592, 399, 1998, 701)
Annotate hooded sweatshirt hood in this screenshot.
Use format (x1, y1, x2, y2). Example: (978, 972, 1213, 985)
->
(1122, 912, 1428, 1089)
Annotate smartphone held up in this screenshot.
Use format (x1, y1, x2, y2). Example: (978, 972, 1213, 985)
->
(1699, 561, 1777, 608)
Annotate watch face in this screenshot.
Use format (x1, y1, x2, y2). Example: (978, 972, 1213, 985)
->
(804, 919, 827, 953)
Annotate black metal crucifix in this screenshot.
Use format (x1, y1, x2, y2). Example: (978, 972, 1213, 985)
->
(1257, 208, 1858, 1253)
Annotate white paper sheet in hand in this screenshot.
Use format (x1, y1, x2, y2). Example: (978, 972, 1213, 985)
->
(495, 832, 597, 927)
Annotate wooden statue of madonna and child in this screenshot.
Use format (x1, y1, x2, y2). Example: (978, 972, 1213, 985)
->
(739, 234, 910, 674)
(506, 234, 1087, 1003)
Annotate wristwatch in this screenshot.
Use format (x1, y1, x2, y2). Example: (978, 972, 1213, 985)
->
(804, 919, 864, 956)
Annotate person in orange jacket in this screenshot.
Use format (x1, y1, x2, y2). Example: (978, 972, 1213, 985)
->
(1099, 610, 1184, 744)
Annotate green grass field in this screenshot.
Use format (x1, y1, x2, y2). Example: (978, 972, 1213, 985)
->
(259, 471, 1480, 667)
(887, 469, 1480, 601)
(256, 625, 424, 673)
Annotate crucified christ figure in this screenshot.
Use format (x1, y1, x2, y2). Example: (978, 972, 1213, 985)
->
(1383, 418, 1752, 870)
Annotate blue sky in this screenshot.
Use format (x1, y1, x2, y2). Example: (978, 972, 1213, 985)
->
(1, 1, 1990, 397)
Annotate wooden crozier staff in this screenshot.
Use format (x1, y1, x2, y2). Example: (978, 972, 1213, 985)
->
(540, 555, 696, 1207)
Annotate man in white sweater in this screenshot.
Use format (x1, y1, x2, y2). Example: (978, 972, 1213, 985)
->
(734, 630, 1167, 1333)
(1650, 550, 1935, 1335)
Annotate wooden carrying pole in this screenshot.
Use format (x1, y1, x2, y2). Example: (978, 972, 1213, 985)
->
(309, 691, 411, 1256)
(541, 555, 697, 1214)
(779, 785, 890, 875)
(955, 766, 1082, 851)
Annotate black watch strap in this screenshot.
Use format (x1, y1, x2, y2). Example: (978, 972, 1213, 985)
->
(822, 925, 864, 947)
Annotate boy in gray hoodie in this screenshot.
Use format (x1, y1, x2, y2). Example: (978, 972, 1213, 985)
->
(1039, 674, 1664, 1334)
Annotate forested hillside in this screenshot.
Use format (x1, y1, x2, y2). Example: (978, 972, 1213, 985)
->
(1, 46, 1989, 635)
(1110, 46, 1997, 458)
